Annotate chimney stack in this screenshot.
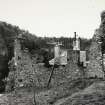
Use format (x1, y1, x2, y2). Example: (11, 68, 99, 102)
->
(74, 32, 76, 40)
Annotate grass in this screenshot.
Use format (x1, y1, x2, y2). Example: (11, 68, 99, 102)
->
(35, 78, 96, 105)
(0, 78, 104, 105)
(57, 80, 105, 105)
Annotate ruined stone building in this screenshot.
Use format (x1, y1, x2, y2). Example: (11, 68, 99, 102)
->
(6, 30, 90, 91)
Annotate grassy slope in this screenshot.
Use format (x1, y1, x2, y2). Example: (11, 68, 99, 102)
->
(55, 80, 105, 105)
(35, 78, 96, 105)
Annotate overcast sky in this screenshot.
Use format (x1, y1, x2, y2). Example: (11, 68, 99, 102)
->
(0, 0, 104, 38)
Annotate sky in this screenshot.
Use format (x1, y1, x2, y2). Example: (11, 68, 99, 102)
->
(0, 0, 105, 38)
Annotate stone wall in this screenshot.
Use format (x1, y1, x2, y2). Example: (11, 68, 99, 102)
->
(87, 11, 105, 78)
(87, 29, 104, 77)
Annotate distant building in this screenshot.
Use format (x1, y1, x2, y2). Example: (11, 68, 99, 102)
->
(73, 32, 80, 51)
(67, 32, 80, 64)
(49, 42, 67, 65)
(49, 32, 89, 68)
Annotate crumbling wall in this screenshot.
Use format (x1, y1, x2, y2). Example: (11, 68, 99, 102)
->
(87, 11, 105, 78)
(87, 29, 103, 77)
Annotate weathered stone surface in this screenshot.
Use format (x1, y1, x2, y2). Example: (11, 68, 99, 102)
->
(87, 11, 105, 78)
(87, 29, 103, 77)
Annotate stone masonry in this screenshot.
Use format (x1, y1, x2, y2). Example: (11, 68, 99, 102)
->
(87, 11, 105, 78)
